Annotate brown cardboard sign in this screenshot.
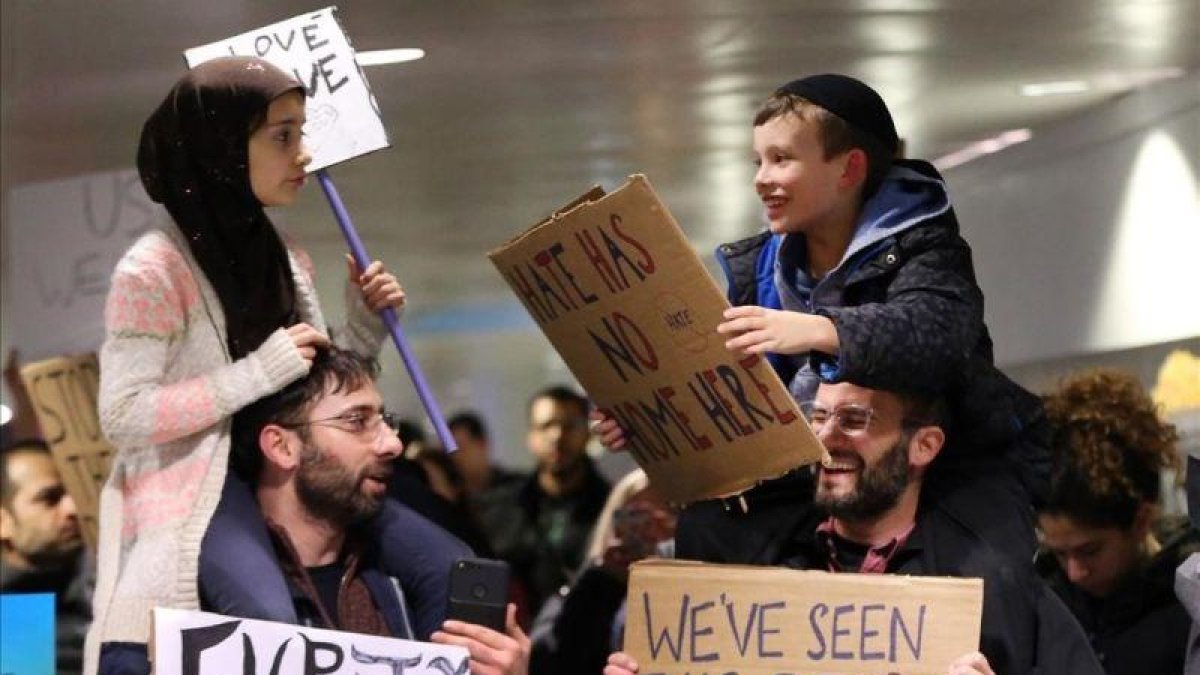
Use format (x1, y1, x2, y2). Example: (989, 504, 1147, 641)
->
(624, 560, 984, 674)
(488, 175, 826, 504)
(19, 353, 115, 549)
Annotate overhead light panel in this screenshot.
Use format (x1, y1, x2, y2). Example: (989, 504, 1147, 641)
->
(356, 48, 426, 66)
(1020, 80, 1089, 97)
(933, 128, 1033, 171)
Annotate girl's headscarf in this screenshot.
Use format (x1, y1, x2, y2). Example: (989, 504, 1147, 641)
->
(137, 56, 305, 360)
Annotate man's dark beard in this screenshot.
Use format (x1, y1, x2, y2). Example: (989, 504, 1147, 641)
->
(815, 431, 912, 522)
(295, 442, 387, 528)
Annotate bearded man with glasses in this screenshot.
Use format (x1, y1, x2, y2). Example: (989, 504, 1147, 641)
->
(600, 380, 1105, 675)
(191, 347, 531, 675)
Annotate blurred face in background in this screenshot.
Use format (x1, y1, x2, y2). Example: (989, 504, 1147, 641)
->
(527, 396, 590, 479)
(1038, 511, 1149, 599)
(0, 451, 82, 569)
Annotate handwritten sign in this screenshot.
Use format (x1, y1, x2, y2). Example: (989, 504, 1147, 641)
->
(152, 608, 470, 675)
(19, 353, 115, 550)
(488, 175, 826, 503)
(624, 560, 983, 675)
(184, 6, 389, 171)
(5, 169, 163, 360)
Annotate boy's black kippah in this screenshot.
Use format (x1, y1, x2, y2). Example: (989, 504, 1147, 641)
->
(777, 74, 898, 155)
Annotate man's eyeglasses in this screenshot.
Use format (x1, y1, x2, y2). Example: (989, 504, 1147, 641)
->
(281, 409, 402, 441)
(799, 401, 879, 437)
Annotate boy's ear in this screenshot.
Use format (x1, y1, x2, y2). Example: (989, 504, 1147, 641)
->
(259, 424, 302, 472)
(839, 148, 869, 191)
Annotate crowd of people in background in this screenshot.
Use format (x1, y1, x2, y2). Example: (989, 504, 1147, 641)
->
(0, 56, 1196, 675)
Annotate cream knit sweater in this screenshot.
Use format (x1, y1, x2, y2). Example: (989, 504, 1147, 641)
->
(85, 224, 385, 671)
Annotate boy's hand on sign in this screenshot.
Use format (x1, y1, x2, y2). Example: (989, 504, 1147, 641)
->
(347, 255, 407, 314)
(589, 410, 627, 451)
(948, 651, 996, 675)
(286, 323, 331, 363)
(718, 305, 838, 356)
(603, 652, 640, 675)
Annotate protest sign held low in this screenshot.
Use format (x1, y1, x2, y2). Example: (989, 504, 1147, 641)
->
(624, 560, 984, 675)
(184, 6, 388, 170)
(488, 175, 827, 503)
(151, 608, 470, 675)
(20, 352, 114, 549)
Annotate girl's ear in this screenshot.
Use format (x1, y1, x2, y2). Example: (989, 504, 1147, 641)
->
(259, 424, 301, 472)
(908, 425, 946, 470)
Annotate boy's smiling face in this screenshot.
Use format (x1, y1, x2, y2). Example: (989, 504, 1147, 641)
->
(753, 112, 855, 235)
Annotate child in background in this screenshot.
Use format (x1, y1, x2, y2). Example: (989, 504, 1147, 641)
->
(90, 56, 416, 673)
(594, 73, 1048, 566)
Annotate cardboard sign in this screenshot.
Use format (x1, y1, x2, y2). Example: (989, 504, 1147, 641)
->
(184, 6, 389, 171)
(152, 608, 469, 675)
(487, 175, 826, 503)
(4, 168, 163, 360)
(624, 560, 984, 675)
(19, 353, 115, 550)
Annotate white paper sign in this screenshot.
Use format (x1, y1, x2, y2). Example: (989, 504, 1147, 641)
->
(184, 6, 389, 171)
(152, 607, 470, 675)
(3, 169, 165, 360)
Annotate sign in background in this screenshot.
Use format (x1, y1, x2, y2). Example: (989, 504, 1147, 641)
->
(4, 169, 163, 361)
(488, 175, 826, 504)
(184, 6, 389, 171)
(20, 353, 116, 550)
(152, 608, 470, 675)
(624, 560, 984, 675)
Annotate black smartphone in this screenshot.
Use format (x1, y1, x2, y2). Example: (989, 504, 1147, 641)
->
(446, 557, 510, 632)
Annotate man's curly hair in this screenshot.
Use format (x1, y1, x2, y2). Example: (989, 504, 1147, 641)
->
(1040, 368, 1180, 529)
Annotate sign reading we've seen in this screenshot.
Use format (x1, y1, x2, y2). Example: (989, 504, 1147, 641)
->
(488, 175, 827, 504)
(152, 608, 469, 675)
(624, 560, 984, 675)
(184, 6, 388, 171)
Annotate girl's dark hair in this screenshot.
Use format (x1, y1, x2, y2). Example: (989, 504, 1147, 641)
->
(230, 347, 380, 481)
(1039, 369, 1180, 530)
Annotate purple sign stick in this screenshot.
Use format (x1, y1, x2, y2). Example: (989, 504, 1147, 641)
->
(316, 169, 456, 452)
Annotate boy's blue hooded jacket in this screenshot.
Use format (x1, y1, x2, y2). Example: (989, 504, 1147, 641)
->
(714, 159, 1048, 498)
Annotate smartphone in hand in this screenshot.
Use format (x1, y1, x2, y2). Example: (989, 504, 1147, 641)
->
(446, 557, 510, 632)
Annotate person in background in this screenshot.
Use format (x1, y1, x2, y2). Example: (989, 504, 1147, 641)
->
(448, 411, 522, 500)
(478, 386, 610, 619)
(1177, 427, 1200, 672)
(1, 438, 91, 673)
(530, 469, 676, 675)
(1036, 369, 1197, 675)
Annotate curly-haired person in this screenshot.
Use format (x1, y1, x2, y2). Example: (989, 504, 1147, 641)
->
(1036, 369, 1197, 675)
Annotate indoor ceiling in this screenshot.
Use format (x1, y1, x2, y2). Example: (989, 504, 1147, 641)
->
(3, 0, 1198, 316)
